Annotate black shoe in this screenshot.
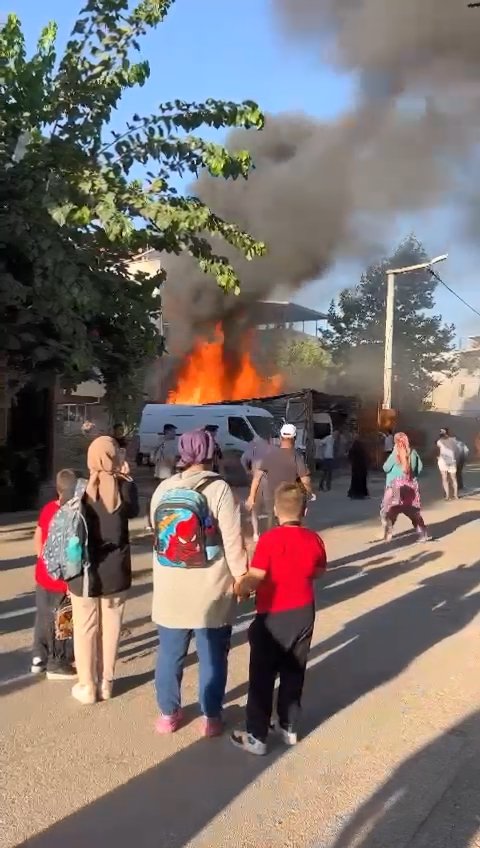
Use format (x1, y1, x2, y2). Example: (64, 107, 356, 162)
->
(46, 666, 77, 681)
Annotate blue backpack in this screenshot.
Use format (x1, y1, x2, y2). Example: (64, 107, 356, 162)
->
(43, 479, 90, 582)
(154, 477, 222, 569)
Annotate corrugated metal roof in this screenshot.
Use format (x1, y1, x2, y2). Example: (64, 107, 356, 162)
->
(255, 301, 328, 324)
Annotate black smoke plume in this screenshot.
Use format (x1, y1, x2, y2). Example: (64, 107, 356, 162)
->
(163, 0, 480, 355)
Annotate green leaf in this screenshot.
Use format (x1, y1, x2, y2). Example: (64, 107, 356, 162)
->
(0, 0, 265, 400)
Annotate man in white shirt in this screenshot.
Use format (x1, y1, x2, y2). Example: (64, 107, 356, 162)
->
(145, 424, 178, 530)
(437, 428, 458, 500)
(319, 432, 335, 492)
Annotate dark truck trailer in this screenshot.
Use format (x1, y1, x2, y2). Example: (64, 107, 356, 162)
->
(218, 389, 359, 473)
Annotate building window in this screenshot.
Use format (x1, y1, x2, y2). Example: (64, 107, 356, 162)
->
(458, 384, 465, 398)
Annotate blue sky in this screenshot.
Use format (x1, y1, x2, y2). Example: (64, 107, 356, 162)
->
(9, 0, 480, 342)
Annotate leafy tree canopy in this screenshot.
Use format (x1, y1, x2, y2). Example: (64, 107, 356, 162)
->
(278, 336, 331, 370)
(275, 334, 332, 392)
(324, 236, 455, 408)
(0, 1, 265, 407)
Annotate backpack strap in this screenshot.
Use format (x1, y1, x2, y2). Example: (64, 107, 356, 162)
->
(192, 474, 221, 495)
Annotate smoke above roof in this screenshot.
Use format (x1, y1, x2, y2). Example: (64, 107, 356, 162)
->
(163, 0, 480, 352)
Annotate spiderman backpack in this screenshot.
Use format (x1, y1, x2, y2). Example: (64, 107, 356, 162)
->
(154, 477, 222, 568)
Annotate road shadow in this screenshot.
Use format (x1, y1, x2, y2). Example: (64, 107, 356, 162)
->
(19, 558, 480, 847)
(116, 550, 438, 689)
(0, 591, 35, 635)
(330, 710, 480, 848)
(330, 510, 480, 569)
(0, 555, 32, 572)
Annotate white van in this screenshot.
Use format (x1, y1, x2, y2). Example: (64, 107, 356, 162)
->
(138, 403, 274, 464)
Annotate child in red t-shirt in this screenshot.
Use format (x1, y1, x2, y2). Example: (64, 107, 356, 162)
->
(32, 469, 77, 679)
(231, 482, 327, 755)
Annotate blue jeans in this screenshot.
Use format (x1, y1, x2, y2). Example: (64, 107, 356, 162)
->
(155, 625, 232, 718)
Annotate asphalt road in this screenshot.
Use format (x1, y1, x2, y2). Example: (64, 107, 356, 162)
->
(2, 467, 480, 848)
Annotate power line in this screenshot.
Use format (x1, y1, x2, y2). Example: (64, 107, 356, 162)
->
(429, 268, 480, 321)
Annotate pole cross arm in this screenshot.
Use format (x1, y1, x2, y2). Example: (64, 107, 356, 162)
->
(388, 254, 448, 275)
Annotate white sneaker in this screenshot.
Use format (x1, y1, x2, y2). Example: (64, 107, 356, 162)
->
(270, 720, 298, 746)
(31, 657, 46, 674)
(72, 682, 97, 705)
(277, 726, 298, 746)
(230, 729, 267, 756)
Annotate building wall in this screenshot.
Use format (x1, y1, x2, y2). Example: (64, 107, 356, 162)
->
(430, 370, 480, 416)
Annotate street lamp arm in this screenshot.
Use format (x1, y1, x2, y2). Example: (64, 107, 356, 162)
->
(388, 253, 448, 275)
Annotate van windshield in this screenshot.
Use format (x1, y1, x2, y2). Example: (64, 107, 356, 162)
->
(247, 416, 273, 440)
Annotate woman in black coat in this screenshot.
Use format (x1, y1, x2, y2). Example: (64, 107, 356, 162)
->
(348, 438, 370, 500)
(70, 436, 138, 705)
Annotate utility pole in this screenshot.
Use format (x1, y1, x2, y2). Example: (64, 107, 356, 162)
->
(383, 254, 448, 410)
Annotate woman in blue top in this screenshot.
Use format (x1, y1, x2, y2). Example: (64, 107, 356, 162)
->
(381, 432, 428, 542)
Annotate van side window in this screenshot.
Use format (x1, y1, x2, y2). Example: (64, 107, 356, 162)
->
(228, 416, 253, 442)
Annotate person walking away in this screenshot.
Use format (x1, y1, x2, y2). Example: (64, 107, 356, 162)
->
(437, 428, 458, 500)
(205, 424, 225, 475)
(31, 469, 78, 680)
(151, 429, 248, 737)
(319, 431, 335, 492)
(231, 483, 327, 755)
(145, 423, 178, 531)
(453, 435, 469, 492)
(246, 423, 314, 528)
(382, 429, 394, 463)
(381, 432, 428, 542)
(241, 435, 272, 541)
(112, 423, 127, 451)
(69, 436, 139, 704)
(347, 438, 370, 499)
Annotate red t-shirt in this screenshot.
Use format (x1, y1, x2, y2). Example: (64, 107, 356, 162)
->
(251, 524, 327, 614)
(35, 501, 68, 593)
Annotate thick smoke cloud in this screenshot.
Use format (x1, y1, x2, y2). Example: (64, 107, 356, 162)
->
(164, 0, 480, 354)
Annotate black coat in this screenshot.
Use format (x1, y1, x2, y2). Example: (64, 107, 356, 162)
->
(69, 478, 139, 598)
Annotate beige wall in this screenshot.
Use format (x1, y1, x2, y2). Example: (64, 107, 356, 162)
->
(430, 369, 480, 417)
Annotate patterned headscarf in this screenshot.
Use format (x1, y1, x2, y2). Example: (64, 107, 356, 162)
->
(178, 429, 215, 468)
(394, 431, 411, 476)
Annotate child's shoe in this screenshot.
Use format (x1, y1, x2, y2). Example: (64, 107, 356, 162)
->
(230, 729, 267, 756)
(31, 657, 46, 675)
(46, 665, 77, 681)
(277, 725, 298, 746)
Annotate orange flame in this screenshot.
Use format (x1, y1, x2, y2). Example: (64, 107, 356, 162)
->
(167, 324, 283, 404)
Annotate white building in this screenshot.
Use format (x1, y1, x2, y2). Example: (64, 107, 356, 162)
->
(430, 337, 480, 417)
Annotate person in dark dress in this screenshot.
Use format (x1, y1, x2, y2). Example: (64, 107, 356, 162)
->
(348, 438, 369, 499)
(205, 425, 224, 475)
(69, 436, 139, 705)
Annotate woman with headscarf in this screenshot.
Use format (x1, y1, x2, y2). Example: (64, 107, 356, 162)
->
(150, 428, 248, 737)
(69, 436, 139, 705)
(381, 432, 427, 542)
(347, 438, 370, 500)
